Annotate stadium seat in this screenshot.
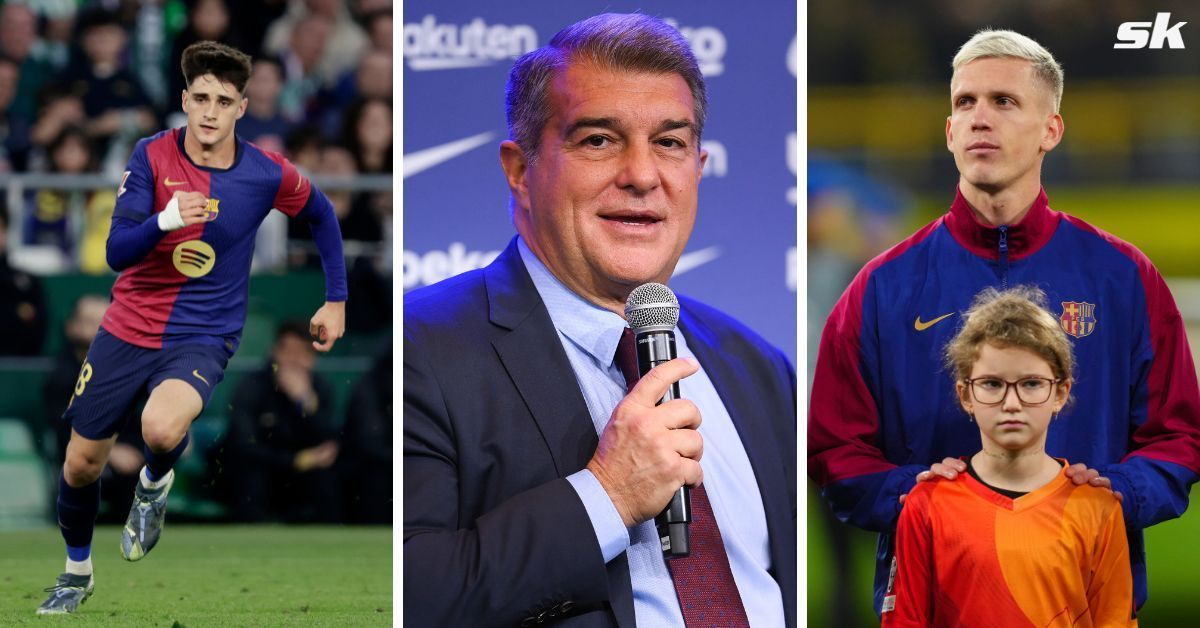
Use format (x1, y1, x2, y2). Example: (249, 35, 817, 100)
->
(172, 415, 230, 520)
(0, 418, 36, 456)
(0, 457, 51, 527)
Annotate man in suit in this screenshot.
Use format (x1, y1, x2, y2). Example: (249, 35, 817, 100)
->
(403, 13, 796, 628)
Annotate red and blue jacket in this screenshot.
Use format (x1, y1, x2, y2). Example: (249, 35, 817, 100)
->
(101, 128, 347, 352)
(809, 187, 1200, 613)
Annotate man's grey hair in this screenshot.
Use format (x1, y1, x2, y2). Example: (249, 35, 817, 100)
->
(505, 13, 707, 162)
(952, 29, 1064, 113)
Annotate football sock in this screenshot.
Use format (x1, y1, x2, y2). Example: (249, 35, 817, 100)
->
(57, 474, 99, 562)
(144, 432, 189, 484)
(65, 556, 92, 576)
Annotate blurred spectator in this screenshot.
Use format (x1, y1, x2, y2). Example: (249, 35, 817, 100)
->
(219, 321, 343, 523)
(1, 3, 54, 124)
(363, 9, 391, 53)
(125, 0, 183, 110)
(288, 142, 380, 266)
(60, 10, 156, 165)
(318, 48, 391, 134)
(341, 96, 390, 174)
(23, 126, 96, 255)
(352, 0, 393, 16)
(167, 0, 244, 105)
(239, 58, 294, 153)
(345, 253, 391, 333)
(0, 205, 47, 355)
(275, 13, 333, 123)
(352, 49, 391, 101)
(264, 0, 368, 87)
(41, 293, 145, 523)
(28, 88, 86, 155)
(283, 123, 323, 173)
(22, 124, 116, 273)
(34, 1, 77, 71)
(0, 56, 33, 172)
(341, 346, 391, 524)
(227, 0, 289, 61)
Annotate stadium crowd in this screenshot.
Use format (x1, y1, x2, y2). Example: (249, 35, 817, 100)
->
(0, 0, 393, 526)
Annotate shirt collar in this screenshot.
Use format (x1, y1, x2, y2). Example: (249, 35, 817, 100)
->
(517, 237, 627, 369)
(944, 186, 1060, 260)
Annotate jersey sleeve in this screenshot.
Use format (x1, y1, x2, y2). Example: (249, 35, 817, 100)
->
(271, 154, 312, 218)
(881, 487, 933, 626)
(1101, 260, 1200, 530)
(809, 265, 926, 531)
(113, 139, 155, 221)
(1086, 500, 1135, 626)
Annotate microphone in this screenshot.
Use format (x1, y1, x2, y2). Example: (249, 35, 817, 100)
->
(624, 283, 691, 558)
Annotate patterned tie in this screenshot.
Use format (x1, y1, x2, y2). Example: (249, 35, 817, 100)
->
(616, 328, 751, 627)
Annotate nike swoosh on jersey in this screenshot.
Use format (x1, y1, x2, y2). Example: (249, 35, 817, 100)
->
(671, 246, 721, 277)
(403, 132, 495, 178)
(914, 313, 954, 331)
(192, 370, 210, 386)
(164, 178, 186, 186)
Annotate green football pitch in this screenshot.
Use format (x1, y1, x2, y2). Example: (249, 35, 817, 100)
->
(0, 526, 391, 626)
(808, 484, 1200, 626)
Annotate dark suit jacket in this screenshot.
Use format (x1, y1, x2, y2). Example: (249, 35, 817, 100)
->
(403, 239, 797, 627)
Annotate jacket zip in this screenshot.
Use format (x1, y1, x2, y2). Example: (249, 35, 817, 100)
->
(998, 226, 1009, 289)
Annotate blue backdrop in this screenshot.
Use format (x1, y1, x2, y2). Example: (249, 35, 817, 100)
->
(402, 1, 797, 363)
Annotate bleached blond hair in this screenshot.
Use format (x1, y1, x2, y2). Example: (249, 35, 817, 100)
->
(952, 29, 1064, 112)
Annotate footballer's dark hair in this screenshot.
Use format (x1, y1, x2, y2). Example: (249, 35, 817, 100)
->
(181, 41, 253, 93)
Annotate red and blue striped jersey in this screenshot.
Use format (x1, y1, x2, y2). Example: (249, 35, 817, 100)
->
(809, 187, 1200, 612)
(102, 128, 326, 351)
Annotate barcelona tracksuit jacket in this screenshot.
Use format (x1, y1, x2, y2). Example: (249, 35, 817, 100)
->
(809, 187, 1200, 613)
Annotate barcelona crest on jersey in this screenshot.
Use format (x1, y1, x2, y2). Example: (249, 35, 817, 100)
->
(1060, 301, 1096, 338)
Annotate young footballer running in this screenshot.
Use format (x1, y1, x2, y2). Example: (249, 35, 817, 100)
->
(37, 41, 347, 614)
(882, 286, 1133, 626)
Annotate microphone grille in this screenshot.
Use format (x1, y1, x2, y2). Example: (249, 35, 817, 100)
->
(624, 283, 680, 332)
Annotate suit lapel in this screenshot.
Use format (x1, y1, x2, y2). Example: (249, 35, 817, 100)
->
(484, 240, 636, 627)
(486, 240, 597, 475)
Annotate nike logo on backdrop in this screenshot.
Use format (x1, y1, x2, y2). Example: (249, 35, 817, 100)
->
(672, 247, 721, 277)
(192, 370, 209, 386)
(914, 313, 954, 331)
(403, 132, 496, 178)
(164, 178, 186, 186)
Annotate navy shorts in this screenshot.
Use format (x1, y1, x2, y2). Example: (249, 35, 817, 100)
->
(63, 328, 232, 440)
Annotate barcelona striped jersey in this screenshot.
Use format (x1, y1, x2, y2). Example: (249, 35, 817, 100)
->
(102, 128, 345, 351)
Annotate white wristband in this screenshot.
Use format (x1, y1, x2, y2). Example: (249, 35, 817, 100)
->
(157, 195, 185, 231)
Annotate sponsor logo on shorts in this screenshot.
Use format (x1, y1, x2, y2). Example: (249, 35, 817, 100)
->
(192, 370, 210, 386)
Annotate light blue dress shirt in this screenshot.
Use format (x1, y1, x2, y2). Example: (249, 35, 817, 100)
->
(517, 239, 784, 627)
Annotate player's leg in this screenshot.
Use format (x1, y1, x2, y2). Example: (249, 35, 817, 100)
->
(122, 342, 229, 561)
(36, 431, 116, 615)
(120, 380, 201, 561)
(39, 328, 150, 614)
(142, 378, 201, 479)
